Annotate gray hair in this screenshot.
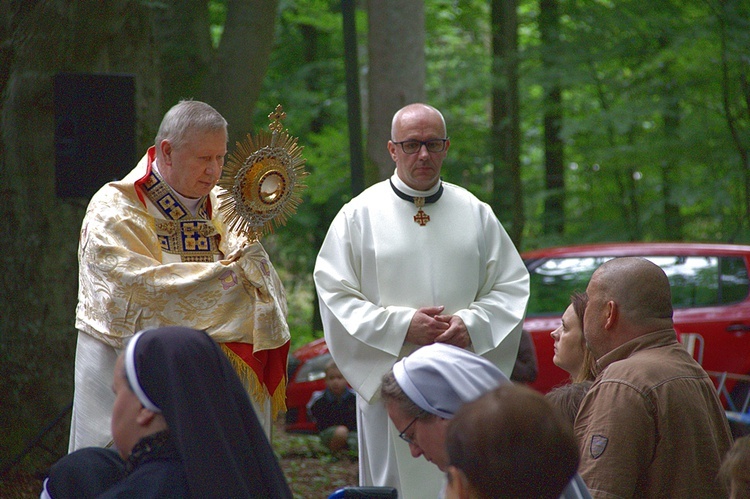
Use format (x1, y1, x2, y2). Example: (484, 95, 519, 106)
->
(155, 100, 227, 151)
(381, 369, 430, 420)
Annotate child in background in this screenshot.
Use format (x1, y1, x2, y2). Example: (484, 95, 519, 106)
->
(307, 359, 357, 452)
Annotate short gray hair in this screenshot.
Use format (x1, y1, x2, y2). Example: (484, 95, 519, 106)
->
(155, 100, 227, 151)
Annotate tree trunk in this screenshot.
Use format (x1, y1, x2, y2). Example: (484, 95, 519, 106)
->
(540, 0, 564, 236)
(151, 0, 213, 115)
(151, 0, 277, 151)
(661, 82, 684, 241)
(0, 0, 158, 457)
(204, 0, 279, 147)
(367, 0, 425, 182)
(490, 0, 524, 245)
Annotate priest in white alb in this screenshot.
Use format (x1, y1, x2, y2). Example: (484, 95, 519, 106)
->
(314, 103, 530, 498)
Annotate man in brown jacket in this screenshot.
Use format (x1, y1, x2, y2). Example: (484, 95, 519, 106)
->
(576, 257, 733, 498)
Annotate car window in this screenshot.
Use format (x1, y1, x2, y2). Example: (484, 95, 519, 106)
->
(526, 257, 605, 316)
(652, 256, 718, 308)
(293, 352, 332, 383)
(525, 255, 750, 316)
(720, 257, 750, 304)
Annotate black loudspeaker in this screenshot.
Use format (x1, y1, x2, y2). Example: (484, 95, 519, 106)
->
(53, 72, 136, 199)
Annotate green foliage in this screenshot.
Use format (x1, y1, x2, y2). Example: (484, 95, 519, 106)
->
(515, 0, 750, 248)
(242, 0, 750, 338)
(273, 430, 327, 458)
(250, 0, 357, 338)
(208, 0, 227, 48)
(426, 1, 494, 196)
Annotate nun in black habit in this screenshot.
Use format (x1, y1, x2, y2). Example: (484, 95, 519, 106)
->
(42, 326, 293, 498)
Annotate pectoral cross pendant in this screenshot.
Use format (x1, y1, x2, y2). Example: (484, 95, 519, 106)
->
(413, 197, 430, 226)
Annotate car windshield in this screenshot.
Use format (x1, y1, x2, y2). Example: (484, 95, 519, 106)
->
(525, 255, 750, 316)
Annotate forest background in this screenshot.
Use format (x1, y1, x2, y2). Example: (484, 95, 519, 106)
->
(1, 0, 748, 477)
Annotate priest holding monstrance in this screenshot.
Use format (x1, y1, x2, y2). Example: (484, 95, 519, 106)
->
(70, 100, 307, 452)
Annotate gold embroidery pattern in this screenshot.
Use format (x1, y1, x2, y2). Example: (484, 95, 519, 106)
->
(143, 171, 221, 262)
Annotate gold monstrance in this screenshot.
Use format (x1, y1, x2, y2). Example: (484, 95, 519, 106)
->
(216, 105, 308, 241)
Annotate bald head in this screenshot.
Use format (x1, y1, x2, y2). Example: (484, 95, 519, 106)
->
(596, 257, 673, 322)
(584, 257, 674, 357)
(390, 103, 447, 140)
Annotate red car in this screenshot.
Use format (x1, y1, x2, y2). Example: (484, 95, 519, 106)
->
(286, 242, 750, 432)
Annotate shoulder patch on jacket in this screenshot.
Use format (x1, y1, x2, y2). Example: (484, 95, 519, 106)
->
(590, 434, 608, 459)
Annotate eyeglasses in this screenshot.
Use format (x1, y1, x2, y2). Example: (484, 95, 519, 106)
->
(392, 138, 448, 154)
(398, 411, 426, 445)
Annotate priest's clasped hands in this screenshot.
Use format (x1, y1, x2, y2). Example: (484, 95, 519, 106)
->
(405, 306, 471, 348)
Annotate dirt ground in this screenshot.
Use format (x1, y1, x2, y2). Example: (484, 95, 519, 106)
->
(272, 419, 360, 498)
(0, 419, 358, 499)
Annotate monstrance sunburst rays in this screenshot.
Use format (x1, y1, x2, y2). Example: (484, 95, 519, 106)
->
(216, 105, 308, 241)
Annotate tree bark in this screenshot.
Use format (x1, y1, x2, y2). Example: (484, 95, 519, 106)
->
(0, 0, 158, 456)
(151, 0, 213, 114)
(366, 0, 425, 182)
(204, 0, 279, 146)
(540, 0, 564, 236)
(661, 73, 684, 241)
(490, 0, 524, 245)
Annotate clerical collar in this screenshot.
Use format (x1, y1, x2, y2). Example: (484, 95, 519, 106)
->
(390, 175, 443, 204)
(390, 173, 442, 199)
(389, 175, 444, 226)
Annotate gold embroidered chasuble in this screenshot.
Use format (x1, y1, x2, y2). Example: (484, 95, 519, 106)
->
(75, 147, 290, 414)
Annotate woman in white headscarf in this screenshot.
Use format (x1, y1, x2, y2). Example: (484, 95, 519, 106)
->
(380, 343, 590, 499)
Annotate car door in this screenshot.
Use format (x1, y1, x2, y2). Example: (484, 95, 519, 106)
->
(666, 253, 750, 379)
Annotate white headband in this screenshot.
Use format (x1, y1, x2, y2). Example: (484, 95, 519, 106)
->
(125, 330, 162, 413)
(393, 343, 509, 419)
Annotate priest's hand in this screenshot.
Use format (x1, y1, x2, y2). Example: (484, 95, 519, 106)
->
(406, 306, 450, 346)
(433, 315, 471, 349)
(221, 244, 247, 264)
(220, 240, 260, 264)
